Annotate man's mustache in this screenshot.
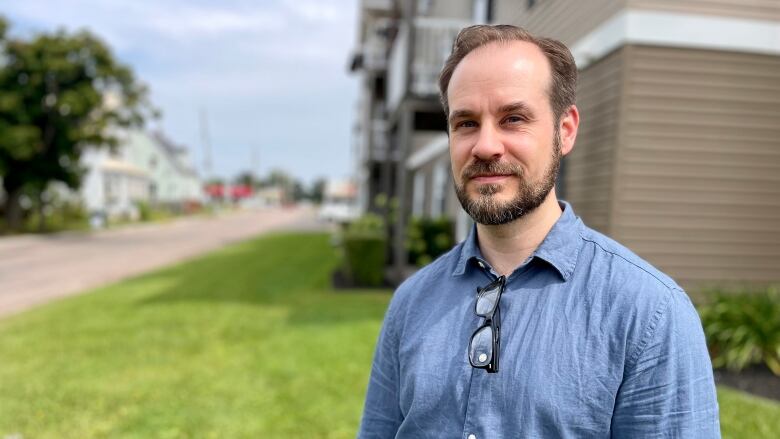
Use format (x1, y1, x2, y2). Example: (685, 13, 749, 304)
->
(461, 160, 523, 180)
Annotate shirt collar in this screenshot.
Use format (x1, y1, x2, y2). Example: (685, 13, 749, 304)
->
(452, 200, 582, 281)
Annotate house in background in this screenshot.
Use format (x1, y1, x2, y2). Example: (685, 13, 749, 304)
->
(351, 0, 780, 290)
(81, 130, 203, 222)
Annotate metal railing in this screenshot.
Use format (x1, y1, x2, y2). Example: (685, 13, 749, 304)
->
(387, 17, 471, 111)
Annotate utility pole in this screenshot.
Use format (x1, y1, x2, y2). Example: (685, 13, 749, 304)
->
(251, 145, 259, 178)
(199, 109, 212, 180)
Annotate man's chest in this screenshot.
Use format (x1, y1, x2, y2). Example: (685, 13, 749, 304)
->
(396, 290, 628, 436)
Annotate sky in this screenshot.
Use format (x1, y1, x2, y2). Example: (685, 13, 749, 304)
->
(1, 0, 360, 185)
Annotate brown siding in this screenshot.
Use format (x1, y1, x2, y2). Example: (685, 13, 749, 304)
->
(495, 0, 626, 45)
(563, 47, 626, 234)
(613, 45, 780, 289)
(629, 0, 780, 22)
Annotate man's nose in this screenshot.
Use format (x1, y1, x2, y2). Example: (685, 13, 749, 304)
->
(472, 123, 504, 161)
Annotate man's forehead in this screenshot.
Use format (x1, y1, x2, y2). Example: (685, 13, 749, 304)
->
(447, 40, 551, 110)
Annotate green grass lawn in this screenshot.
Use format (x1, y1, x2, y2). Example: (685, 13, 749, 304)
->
(719, 386, 780, 438)
(0, 232, 778, 438)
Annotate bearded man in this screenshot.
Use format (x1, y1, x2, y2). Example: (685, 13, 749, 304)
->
(358, 25, 720, 438)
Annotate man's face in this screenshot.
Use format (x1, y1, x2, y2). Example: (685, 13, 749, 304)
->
(446, 41, 570, 225)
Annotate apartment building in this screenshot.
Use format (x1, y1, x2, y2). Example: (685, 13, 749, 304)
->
(351, 0, 479, 277)
(352, 0, 780, 290)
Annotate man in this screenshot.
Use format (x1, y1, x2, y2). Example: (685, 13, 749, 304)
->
(358, 25, 720, 438)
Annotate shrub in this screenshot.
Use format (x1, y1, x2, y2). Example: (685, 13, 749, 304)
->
(406, 217, 455, 267)
(699, 286, 780, 376)
(136, 201, 152, 221)
(338, 213, 387, 287)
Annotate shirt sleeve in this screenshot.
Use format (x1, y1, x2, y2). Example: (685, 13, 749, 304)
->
(357, 295, 404, 438)
(611, 288, 721, 438)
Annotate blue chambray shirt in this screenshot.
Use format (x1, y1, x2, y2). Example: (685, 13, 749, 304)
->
(358, 201, 720, 438)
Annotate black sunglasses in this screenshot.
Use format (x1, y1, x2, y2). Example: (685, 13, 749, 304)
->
(468, 275, 506, 373)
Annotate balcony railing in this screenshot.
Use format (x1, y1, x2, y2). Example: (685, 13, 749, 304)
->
(387, 17, 472, 111)
(369, 119, 390, 161)
(361, 18, 393, 71)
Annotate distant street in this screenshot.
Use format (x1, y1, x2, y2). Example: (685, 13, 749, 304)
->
(0, 206, 327, 318)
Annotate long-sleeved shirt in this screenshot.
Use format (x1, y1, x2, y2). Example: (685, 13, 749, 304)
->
(358, 201, 720, 438)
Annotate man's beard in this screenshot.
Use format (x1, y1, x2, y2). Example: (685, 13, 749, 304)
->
(454, 131, 562, 226)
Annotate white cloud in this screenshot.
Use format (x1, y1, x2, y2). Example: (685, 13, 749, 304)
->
(283, 0, 340, 22)
(143, 6, 288, 40)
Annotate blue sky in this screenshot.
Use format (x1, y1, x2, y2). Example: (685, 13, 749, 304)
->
(1, 0, 359, 184)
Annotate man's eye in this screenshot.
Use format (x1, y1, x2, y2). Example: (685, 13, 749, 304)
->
(457, 120, 477, 129)
(504, 115, 526, 124)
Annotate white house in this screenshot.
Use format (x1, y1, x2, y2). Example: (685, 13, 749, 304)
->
(80, 130, 203, 221)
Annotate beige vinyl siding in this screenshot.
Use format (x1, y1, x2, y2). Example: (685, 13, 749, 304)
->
(629, 0, 780, 22)
(563, 47, 625, 234)
(612, 45, 780, 288)
(495, 0, 626, 44)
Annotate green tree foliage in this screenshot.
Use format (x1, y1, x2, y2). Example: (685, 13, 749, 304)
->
(233, 171, 258, 188)
(309, 177, 326, 204)
(0, 17, 154, 230)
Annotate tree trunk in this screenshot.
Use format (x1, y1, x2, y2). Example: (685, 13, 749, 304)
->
(3, 187, 24, 232)
(37, 194, 47, 233)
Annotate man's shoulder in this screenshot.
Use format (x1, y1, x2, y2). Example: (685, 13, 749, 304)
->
(575, 222, 703, 366)
(577, 223, 681, 293)
(391, 241, 463, 303)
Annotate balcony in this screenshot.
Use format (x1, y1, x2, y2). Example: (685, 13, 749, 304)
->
(369, 119, 390, 162)
(387, 17, 471, 112)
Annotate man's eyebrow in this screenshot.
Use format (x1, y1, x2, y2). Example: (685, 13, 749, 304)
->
(448, 109, 475, 123)
(498, 101, 534, 116)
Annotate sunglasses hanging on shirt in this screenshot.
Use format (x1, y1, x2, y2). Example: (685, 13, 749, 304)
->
(468, 275, 506, 373)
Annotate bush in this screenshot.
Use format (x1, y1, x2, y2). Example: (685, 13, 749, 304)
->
(338, 213, 387, 287)
(136, 200, 152, 221)
(406, 216, 454, 267)
(699, 286, 780, 376)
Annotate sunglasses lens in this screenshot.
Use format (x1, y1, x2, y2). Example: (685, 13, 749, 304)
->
(469, 325, 493, 367)
(476, 283, 501, 316)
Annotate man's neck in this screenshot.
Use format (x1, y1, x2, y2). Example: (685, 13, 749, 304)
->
(476, 193, 563, 277)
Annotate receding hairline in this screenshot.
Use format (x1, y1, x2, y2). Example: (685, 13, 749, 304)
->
(444, 39, 555, 117)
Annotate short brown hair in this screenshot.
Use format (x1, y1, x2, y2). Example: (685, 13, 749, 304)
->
(438, 24, 577, 123)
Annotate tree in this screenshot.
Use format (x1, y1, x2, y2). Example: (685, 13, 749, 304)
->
(309, 177, 326, 204)
(0, 17, 155, 230)
(233, 171, 258, 188)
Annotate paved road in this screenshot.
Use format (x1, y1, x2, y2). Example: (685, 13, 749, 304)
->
(0, 206, 327, 318)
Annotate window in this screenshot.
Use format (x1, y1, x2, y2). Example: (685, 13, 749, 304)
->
(104, 173, 119, 205)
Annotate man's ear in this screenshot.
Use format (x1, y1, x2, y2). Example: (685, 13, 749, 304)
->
(558, 105, 579, 157)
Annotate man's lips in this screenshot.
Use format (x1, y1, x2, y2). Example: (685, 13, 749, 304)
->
(470, 174, 513, 183)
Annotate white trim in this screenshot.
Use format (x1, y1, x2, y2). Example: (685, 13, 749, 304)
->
(412, 172, 426, 217)
(406, 134, 448, 170)
(572, 10, 780, 69)
(430, 160, 447, 218)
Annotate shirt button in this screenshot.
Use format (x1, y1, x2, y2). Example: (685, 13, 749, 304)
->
(468, 434, 477, 439)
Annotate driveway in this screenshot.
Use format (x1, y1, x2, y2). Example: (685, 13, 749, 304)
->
(0, 206, 327, 318)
